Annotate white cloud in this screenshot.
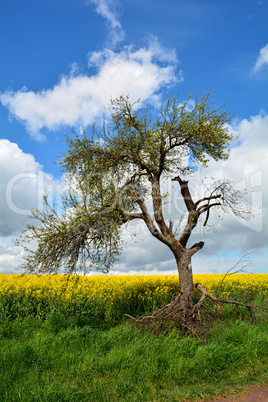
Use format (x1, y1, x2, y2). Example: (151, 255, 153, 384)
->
(87, 0, 121, 30)
(0, 139, 66, 237)
(0, 139, 69, 273)
(0, 40, 180, 140)
(0, 139, 42, 236)
(253, 44, 268, 72)
(86, 0, 125, 46)
(0, 239, 24, 274)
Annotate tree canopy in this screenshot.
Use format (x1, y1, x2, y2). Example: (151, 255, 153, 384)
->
(17, 92, 247, 276)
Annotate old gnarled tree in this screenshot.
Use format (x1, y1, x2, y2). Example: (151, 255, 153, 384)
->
(18, 93, 263, 334)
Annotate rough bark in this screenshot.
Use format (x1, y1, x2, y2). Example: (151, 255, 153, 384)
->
(172, 247, 193, 312)
(170, 241, 204, 330)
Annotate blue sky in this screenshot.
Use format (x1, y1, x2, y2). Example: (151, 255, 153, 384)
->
(0, 0, 267, 275)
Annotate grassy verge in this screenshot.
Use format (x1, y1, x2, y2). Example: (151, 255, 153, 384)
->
(0, 313, 268, 401)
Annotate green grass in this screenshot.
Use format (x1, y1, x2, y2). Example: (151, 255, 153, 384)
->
(0, 313, 268, 401)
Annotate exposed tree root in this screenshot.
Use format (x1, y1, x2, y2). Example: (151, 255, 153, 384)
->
(124, 283, 268, 338)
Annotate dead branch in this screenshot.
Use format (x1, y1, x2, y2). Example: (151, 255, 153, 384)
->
(124, 293, 185, 334)
(194, 282, 268, 319)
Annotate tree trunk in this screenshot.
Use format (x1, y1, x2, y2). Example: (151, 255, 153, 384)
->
(172, 245, 195, 329)
(124, 238, 205, 335)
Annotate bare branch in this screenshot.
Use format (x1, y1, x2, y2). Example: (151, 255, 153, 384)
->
(194, 282, 268, 319)
(194, 194, 222, 208)
(151, 179, 171, 236)
(189, 241, 204, 257)
(197, 202, 222, 215)
(125, 186, 168, 244)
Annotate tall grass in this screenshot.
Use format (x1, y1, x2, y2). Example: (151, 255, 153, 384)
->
(0, 314, 267, 401)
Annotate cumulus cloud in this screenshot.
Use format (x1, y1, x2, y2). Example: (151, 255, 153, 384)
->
(86, 0, 125, 46)
(0, 139, 70, 273)
(0, 139, 66, 237)
(0, 240, 24, 274)
(253, 44, 268, 72)
(0, 139, 42, 236)
(0, 40, 180, 140)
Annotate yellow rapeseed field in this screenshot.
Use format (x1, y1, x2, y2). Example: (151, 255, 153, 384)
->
(0, 273, 267, 320)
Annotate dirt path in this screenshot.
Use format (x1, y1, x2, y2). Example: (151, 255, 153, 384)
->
(210, 384, 268, 401)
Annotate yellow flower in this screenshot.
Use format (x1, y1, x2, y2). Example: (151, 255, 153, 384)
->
(0, 272, 267, 316)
